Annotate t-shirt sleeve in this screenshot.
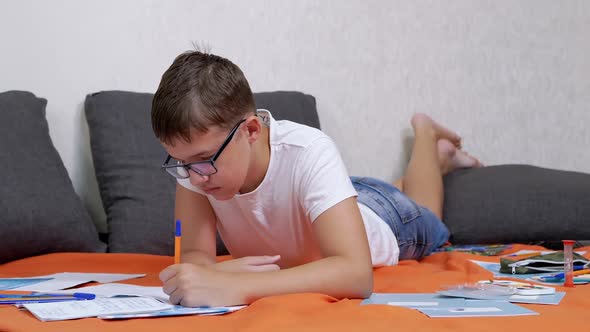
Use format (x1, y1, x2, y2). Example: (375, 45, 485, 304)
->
(296, 136, 358, 222)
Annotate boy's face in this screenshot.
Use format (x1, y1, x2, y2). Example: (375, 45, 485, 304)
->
(162, 120, 253, 200)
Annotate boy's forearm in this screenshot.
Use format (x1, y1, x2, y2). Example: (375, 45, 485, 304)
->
(181, 250, 216, 267)
(232, 256, 373, 303)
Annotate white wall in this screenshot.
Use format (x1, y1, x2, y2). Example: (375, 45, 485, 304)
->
(1, 0, 589, 232)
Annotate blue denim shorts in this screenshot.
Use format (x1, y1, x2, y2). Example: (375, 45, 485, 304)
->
(351, 176, 450, 260)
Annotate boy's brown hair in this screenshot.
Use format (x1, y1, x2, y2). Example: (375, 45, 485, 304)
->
(151, 50, 255, 145)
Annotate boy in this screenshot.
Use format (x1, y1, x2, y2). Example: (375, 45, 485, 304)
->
(152, 50, 481, 307)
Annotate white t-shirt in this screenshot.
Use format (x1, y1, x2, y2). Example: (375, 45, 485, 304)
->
(178, 110, 399, 267)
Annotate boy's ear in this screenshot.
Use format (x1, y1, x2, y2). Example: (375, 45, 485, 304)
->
(245, 115, 262, 143)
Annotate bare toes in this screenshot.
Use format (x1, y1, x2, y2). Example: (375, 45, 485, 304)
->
(411, 113, 461, 146)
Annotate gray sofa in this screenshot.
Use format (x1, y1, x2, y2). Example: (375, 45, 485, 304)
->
(1, 90, 589, 264)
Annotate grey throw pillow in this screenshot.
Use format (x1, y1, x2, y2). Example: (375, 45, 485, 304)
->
(85, 90, 319, 255)
(443, 164, 590, 244)
(85, 91, 175, 255)
(0, 91, 105, 263)
(254, 91, 320, 129)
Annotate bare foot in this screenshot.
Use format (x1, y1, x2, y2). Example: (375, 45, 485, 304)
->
(411, 113, 462, 148)
(438, 139, 483, 174)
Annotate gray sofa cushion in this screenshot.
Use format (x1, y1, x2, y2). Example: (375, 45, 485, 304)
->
(0, 91, 105, 263)
(85, 90, 319, 255)
(254, 91, 320, 129)
(443, 164, 590, 244)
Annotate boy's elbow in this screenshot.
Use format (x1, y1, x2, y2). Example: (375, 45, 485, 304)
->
(348, 263, 374, 299)
(358, 268, 374, 298)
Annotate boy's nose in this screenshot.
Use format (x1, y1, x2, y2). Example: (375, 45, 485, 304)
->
(188, 170, 209, 187)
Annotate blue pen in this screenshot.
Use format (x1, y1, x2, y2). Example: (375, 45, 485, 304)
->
(0, 293, 83, 298)
(27, 292, 96, 299)
(0, 292, 95, 304)
(545, 266, 585, 280)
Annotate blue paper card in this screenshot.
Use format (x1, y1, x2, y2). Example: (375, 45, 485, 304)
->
(0, 278, 53, 290)
(417, 300, 539, 318)
(361, 293, 466, 308)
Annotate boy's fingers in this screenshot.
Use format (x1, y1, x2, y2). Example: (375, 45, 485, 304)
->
(169, 288, 183, 305)
(162, 276, 178, 295)
(267, 255, 281, 263)
(159, 265, 180, 282)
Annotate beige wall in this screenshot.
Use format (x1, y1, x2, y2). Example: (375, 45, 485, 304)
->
(1, 0, 588, 231)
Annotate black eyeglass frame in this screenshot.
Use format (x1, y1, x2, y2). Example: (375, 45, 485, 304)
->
(161, 118, 247, 178)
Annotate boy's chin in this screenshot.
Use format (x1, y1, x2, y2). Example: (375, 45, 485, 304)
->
(210, 191, 237, 201)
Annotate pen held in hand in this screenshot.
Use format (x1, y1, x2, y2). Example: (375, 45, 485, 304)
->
(174, 219, 182, 264)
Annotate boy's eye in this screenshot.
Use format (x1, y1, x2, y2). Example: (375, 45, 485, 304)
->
(182, 156, 213, 164)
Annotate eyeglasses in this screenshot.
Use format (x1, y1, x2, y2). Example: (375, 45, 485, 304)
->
(161, 119, 247, 178)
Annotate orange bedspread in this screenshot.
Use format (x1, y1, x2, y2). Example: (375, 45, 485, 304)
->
(1, 244, 588, 331)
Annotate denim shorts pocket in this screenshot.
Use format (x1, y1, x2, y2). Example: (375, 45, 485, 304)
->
(388, 190, 422, 224)
(351, 176, 422, 225)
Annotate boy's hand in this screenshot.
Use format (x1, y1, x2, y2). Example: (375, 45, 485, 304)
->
(213, 255, 281, 273)
(160, 263, 244, 307)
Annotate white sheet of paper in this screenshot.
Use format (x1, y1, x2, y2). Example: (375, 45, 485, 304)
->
(23, 297, 173, 322)
(51, 283, 169, 302)
(11, 273, 145, 292)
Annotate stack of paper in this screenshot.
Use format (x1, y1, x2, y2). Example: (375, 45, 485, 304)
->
(18, 283, 247, 321)
(23, 297, 174, 321)
(4, 273, 248, 321)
